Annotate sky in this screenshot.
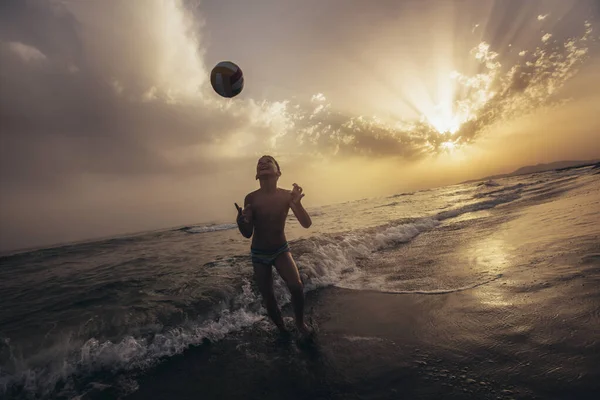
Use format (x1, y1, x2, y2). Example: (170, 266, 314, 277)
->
(0, 0, 599, 252)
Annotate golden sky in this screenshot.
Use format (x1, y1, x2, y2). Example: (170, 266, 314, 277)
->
(0, 0, 599, 251)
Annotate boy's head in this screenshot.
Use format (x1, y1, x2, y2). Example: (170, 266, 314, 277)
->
(256, 155, 281, 180)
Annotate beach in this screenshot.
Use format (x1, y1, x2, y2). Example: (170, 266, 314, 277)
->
(1, 167, 599, 399)
(124, 175, 600, 400)
(3, 1, 600, 398)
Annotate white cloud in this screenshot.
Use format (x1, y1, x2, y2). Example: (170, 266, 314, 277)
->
(311, 93, 327, 103)
(64, 0, 208, 102)
(7, 41, 47, 62)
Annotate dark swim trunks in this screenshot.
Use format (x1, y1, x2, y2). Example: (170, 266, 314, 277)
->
(251, 242, 290, 266)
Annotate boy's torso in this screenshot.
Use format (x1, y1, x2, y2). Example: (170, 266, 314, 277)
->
(249, 188, 291, 250)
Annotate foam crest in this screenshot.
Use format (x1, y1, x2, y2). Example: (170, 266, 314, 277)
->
(296, 218, 439, 290)
(297, 234, 371, 290)
(182, 224, 237, 234)
(374, 218, 440, 249)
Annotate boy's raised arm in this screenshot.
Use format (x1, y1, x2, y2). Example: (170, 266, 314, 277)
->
(235, 194, 253, 238)
(290, 183, 312, 229)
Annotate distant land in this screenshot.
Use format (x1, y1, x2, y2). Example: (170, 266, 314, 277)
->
(461, 159, 600, 184)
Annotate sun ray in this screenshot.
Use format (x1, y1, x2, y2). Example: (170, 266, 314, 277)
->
(358, 0, 598, 155)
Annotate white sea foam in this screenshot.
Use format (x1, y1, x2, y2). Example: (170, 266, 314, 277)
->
(184, 224, 237, 233)
(374, 218, 440, 249)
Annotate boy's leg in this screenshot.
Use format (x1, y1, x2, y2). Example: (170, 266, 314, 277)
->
(273, 252, 311, 335)
(252, 263, 286, 333)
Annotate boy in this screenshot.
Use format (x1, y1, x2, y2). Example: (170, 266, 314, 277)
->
(235, 155, 313, 338)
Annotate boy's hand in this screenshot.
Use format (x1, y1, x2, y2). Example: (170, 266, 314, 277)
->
(235, 202, 252, 223)
(291, 183, 305, 205)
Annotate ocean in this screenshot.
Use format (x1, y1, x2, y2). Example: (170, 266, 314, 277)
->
(1, 165, 599, 399)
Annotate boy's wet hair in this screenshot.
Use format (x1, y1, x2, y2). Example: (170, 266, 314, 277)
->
(261, 155, 281, 173)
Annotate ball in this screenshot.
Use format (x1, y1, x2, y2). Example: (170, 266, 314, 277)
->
(210, 61, 244, 98)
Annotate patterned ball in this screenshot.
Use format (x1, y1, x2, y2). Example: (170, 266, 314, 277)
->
(210, 61, 244, 98)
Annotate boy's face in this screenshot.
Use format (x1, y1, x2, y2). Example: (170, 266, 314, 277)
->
(256, 156, 280, 179)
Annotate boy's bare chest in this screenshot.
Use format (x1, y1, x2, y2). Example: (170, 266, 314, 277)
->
(252, 194, 289, 222)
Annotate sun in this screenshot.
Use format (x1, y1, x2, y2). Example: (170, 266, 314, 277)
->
(419, 91, 469, 136)
(427, 112, 461, 135)
(440, 141, 456, 151)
